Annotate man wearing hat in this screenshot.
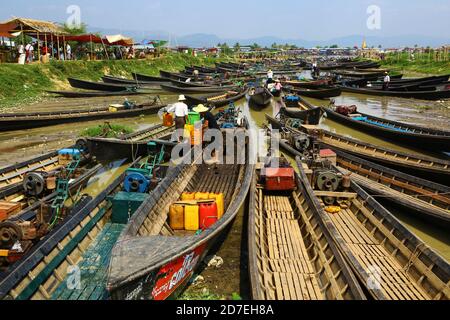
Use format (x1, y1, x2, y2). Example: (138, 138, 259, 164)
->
(167, 95, 190, 130)
(383, 72, 391, 91)
(193, 104, 220, 130)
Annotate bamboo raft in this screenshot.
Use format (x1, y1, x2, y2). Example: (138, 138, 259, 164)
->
(297, 159, 450, 300)
(248, 166, 366, 300)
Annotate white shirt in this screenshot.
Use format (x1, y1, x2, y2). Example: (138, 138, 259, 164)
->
(18, 45, 24, 54)
(267, 71, 274, 79)
(384, 75, 391, 83)
(26, 44, 33, 52)
(66, 44, 71, 53)
(167, 102, 189, 118)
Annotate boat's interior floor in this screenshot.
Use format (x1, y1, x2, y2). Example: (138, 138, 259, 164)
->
(321, 198, 429, 300)
(51, 223, 125, 300)
(165, 164, 242, 237)
(257, 191, 324, 300)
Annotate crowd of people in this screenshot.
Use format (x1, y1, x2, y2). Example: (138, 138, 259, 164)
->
(14, 41, 152, 64)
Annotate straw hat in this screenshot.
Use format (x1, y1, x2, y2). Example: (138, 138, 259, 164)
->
(178, 95, 186, 101)
(193, 104, 209, 113)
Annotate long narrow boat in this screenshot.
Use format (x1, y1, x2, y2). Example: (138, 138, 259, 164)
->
(339, 85, 450, 100)
(280, 94, 324, 125)
(369, 75, 450, 86)
(68, 78, 135, 92)
(160, 84, 236, 94)
(0, 101, 163, 132)
(132, 73, 171, 83)
(106, 129, 253, 300)
(333, 150, 450, 225)
(0, 158, 146, 300)
(0, 124, 172, 194)
(101, 75, 168, 87)
(185, 89, 248, 107)
(274, 133, 450, 226)
(46, 90, 146, 98)
(169, 79, 232, 88)
(265, 115, 450, 184)
(248, 87, 273, 108)
(286, 87, 342, 99)
(323, 106, 450, 153)
(248, 157, 366, 300)
(296, 158, 450, 300)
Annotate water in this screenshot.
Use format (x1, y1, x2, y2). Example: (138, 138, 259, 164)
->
(0, 90, 449, 261)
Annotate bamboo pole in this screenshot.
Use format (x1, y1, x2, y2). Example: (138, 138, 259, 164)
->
(90, 35, 93, 60)
(37, 31, 40, 63)
(63, 35, 67, 60)
(57, 33, 60, 60)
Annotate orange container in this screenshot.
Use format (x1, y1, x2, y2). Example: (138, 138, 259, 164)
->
(181, 192, 196, 201)
(199, 203, 218, 230)
(169, 204, 185, 230)
(195, 192, 210, 201)
(209, 193, 225, 219)
(163, 112, 174, 127)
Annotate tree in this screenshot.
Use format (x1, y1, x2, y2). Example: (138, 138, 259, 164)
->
(251, 43, 260, 50)
(271, 42, 278, 49)
(234, 42, 241, 52)
(63, 22, 88, 35)
(330, 44, 339, 48)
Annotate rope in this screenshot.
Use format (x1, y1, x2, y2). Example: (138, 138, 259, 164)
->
(404, 243, 426, 274)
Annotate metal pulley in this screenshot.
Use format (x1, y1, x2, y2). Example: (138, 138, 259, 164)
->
(23, 172, 47, 197)
(0, 221, 23, 249)
(316, 171, 342, 192)
(291, 133, 311, 154)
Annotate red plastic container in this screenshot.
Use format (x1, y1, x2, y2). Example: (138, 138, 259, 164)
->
(263, 168, 296, 191)
(199, 203, 218, 230)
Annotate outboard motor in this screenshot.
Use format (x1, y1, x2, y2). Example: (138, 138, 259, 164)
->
(23, 171, 56, 197)
(314, 169, 343, 206)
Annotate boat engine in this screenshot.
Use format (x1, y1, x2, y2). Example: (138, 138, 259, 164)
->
(314, 170, 343, 205)
(124, 169, 151, 193)
(22, 171, 56, 197)
(290, 133, 311, 155)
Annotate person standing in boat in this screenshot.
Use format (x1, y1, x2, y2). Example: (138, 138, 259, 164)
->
(166, 95, 189, 134)
(383, 72, 391, 91)
(267, 69, 274, 84)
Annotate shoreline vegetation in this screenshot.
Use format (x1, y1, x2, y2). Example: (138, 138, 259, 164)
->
(379, 52, 450, 76)
(0, 54, 228, 108)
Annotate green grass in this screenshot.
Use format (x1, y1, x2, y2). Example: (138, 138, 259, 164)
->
(0, 53, 231, 109)
(80, 123, 133, 138)
(380, 52, 450, 75)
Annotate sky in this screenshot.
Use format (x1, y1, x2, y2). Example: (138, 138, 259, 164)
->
(1, 0, 450, 40)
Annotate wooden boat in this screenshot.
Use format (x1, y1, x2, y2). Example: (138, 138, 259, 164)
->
(286, 87, 342, 99)
(0, 101, 163, 132)
(275, 134, 450, 226)
(333, 150, 450, 225)
(160, 84, 237, 94)
(265, 115, 450, 184)
(334, 70, 387, 78)
(369, 75, 450, 86)
(169, 79, 231, 88)
(132, 73, 171, 83)
(185, 89, 248, 107)
(0, 157, 160, 300)
(281, 94, 324, 125)
(106, 131, 254, 300)
(296, 158, 450, 300)
(101, 75, 167, 87)
(281, 79, 333, 89)
(68, 78, 135, 92)
(248, 157, 366, 300)
(46, 90, 146, 98)
(323, 106, 450, 153)
(339, 85, 450, 100)
(248, 87, 273, 107)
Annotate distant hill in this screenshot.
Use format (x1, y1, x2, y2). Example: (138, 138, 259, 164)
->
(90, 27, 449, 48)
